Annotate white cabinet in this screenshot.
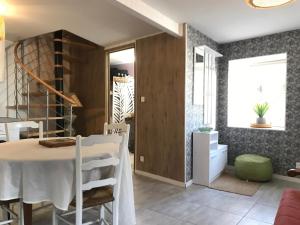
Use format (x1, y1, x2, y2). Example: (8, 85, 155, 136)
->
(193, 131, 228, 186)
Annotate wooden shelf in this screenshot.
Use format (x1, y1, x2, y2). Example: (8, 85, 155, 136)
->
(250, 123, 272, 128)
(210, 140, 218, 145)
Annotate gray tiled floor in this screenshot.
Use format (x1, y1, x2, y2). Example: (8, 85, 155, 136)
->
(33, 175, 300, 225)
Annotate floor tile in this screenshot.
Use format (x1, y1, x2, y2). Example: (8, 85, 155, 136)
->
(205, 194, 256, 215)
(150, 195, 202, 219)
(171, 187, 222, 206)
(245, 204, 277, 224)
(136, 209, 193, 225)
(31, 174, 300, 225)
(182, 205, 243, 225)
(238, 218, 272, 225)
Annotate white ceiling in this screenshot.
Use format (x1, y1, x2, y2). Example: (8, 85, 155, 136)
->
(143, 0, 300, 43)
(3, 0, 300, 46)
(4, 0, 159, 46)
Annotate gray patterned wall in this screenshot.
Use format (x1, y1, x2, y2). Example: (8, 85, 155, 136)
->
(186, 26, 300, 180)
(217, 30, 300, 175)
(185, 25, 219, 182)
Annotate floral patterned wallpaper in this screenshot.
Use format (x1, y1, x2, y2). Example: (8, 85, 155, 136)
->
(185, 25, 219, 182)
(217, 30, 300, 175)
(185, 26, 300, 181)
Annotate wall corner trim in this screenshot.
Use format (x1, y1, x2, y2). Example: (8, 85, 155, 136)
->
(135, 170, 186, 187)
(185, 179, 193, 188)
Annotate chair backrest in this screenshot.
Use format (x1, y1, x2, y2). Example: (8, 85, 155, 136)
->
(5, 121, 43, 141)
(75, 134, 127, 225)
(103, 122, 130, 147)
(104, 122, 130, 135)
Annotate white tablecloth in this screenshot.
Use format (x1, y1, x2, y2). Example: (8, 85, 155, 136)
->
(0, 138, 136, 225)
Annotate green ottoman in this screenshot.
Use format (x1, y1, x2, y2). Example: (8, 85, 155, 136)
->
(235, 154, 273, 182)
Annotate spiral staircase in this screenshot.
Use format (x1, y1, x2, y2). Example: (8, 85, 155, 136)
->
(4, 32, 83, 138)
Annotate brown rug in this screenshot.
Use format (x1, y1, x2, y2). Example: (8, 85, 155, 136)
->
(209, 173, 261, 196)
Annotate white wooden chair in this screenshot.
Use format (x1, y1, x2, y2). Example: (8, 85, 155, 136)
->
(53, 133, 127, 225)
(104, 122, 130, 139)
(5, 121, 43, 141)
(103, 122, 130, 224)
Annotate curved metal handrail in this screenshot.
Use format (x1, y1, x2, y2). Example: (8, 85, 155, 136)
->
(14, 41, 79, 106)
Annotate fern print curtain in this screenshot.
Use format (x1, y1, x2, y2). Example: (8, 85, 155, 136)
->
(112, 76, 134, 123)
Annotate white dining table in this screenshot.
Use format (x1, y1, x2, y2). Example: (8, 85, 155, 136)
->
(0, 138, 136, 225)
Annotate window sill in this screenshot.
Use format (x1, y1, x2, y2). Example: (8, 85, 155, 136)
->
(227, 126, 285, 131)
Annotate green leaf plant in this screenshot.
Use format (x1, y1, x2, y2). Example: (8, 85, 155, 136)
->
(254, 103, 270, 118)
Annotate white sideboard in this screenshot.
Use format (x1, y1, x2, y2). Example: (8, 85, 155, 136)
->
(193, 131, 228, 186)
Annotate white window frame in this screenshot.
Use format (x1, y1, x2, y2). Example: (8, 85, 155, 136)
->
(227, 53, 287, 130)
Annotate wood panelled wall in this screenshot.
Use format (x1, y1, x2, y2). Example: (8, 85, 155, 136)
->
(136, 33, 186, 182)
(67, 31, 106, 136)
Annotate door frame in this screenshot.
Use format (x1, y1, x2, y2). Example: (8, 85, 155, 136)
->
(105, 43, 137, 170)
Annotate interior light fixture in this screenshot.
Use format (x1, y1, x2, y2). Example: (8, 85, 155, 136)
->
(0, 0, 14, 17)
(0, 0, 8, 15)
(246, 0, 295, 8)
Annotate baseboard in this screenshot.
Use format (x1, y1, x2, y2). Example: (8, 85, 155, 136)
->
(134, 170, 186, 187)
(273, 174, 300, 184)
(225, 166, 300, 184)
(225, 165, 235, 174)
(135, 168, 300, 188)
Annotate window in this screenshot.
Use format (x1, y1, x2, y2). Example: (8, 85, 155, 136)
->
(227, 53, 287, 130)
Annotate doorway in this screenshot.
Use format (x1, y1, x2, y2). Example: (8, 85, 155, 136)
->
(107, 46, 136, 166)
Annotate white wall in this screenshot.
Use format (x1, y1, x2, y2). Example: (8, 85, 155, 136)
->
(0, 40, 16, 118)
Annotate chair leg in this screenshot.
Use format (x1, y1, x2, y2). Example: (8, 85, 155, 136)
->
(112, 202, 118, 225)
(18, 200, 24, 225)
(99, 205, 104, 225)
(52, 206, 58, 225)
(1, 203, 9, 221)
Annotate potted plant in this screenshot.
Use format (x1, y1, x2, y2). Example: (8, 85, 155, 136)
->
(254, 103, 269, 124)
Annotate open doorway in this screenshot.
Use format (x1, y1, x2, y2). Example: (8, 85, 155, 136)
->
(107, 47, 135, 166)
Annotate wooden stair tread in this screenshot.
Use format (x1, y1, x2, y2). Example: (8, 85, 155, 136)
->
(22, 91, 65, 97)
(54, 38, 96, 49)
(54, 65, 71, 74)
(28, 117, 64, 121)
(7, 104, 64, 109)
(42, 78, 64, 84)
(21, 130, 65, 138)
(54, 51, 83, 63)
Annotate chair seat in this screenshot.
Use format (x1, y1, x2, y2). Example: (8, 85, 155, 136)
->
(71, 186, 114, 208)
